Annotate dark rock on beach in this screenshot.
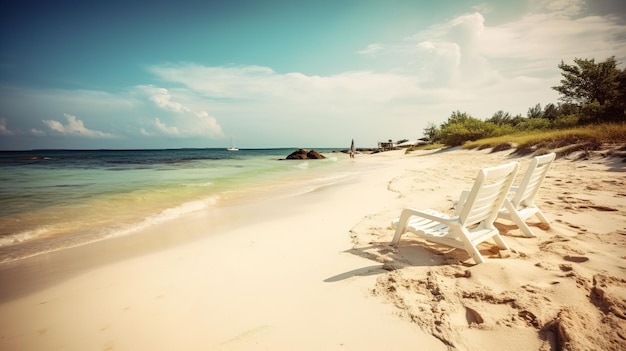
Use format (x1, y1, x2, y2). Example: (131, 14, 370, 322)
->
(306, 149, 325, 159)
(285, 149, 326, 160)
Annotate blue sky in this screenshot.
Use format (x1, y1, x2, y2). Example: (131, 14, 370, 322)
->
(1, 0, 625, 150)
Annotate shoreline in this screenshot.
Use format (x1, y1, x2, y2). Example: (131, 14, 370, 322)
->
(0, 151, 388, 294)
(0, 152, 366, 264)
(1, 148, 624, 350)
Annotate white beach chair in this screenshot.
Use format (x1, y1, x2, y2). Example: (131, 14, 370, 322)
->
(497, 152, 556, 237)
(391, 161, 519, 264)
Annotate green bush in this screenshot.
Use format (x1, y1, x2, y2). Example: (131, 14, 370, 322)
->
(514, 118, 551, 131)
(552, 114, 579, 129)
(437, 118, 519, 146)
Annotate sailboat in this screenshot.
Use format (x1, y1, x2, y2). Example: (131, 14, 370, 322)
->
(227, 137, 239, 151)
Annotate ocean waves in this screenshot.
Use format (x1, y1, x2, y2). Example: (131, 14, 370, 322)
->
(0, 148, 349, 263)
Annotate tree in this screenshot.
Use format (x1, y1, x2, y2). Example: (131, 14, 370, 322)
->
(510, 114, 526, 126)
(515, 118, 551, 131)
(543, 103, 559, 121)
(557, 102, 579, 116)
(553, 56, 625, 122)
(440, 111, 473, 128)
(422, 123, 440, 142)
(527, 103, 542, 118)
(488, 110, 513, 125)
(438, 111, 498, 146)
(618, 68, 626, 110)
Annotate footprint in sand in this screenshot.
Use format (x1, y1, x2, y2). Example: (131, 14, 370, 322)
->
(464, 306, 484, 325)
(217, 325, 271, 347)
(564, 255, 589, 263)
(587, 205, 618, 212)
(518, 310, 539, 328)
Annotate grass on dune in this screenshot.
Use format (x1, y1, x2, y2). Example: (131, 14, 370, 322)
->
(461, 123, 626, 156)
(404, 123, 626, 158)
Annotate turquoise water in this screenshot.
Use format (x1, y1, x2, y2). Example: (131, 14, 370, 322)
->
(0, 148, 354, 262)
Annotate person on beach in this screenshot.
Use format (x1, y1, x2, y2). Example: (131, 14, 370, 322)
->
(349, 139, 355, 158)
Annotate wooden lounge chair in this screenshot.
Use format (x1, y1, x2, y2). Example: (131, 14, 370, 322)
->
(391, 161, 519, 264)
(498, 152, 556, 237)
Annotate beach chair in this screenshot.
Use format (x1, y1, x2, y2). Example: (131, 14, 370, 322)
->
(497, 152, 556, 237)
(391, 161, 519, 264)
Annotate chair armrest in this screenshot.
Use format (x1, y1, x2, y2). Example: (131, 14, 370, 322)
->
(392, 207, 459, 245)
(399, 208, 458, 227)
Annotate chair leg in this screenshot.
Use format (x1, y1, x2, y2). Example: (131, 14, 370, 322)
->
(510, 212, 536, 237)
(391, 210, 411, 245)
(458, 228, 486, 264)
(492, 233, 510, 250)
(391, 229, 404, 246)
(465, 243, 485, 264)
(534, 209, 550, 226)
(504, 201, 536, 237)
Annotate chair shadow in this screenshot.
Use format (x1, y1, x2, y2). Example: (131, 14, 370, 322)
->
(344, 239, 476, 268)
(323, 243, 445, 283)
(495, 220, 549, 238)
(324, 265, 386, 282)
(324, 241, 451, 283)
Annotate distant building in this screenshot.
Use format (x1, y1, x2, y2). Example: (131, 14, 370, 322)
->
(378, 139, 395, 151)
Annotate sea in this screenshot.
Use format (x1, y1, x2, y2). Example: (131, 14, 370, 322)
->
(0, 148, 359, 263)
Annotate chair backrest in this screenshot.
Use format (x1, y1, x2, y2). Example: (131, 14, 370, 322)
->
(458, 162, 519, 227)
(511, 153, 556, 207)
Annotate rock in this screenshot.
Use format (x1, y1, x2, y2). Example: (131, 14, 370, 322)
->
(286, 149, 307, 159)
(306, 150, 325, 159)
(286, 149, 326, 160)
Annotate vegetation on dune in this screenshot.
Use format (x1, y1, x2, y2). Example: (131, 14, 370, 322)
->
(461, 124, 626, 155)
(410, 56, 626, 156)
(405, 143, 446, 153)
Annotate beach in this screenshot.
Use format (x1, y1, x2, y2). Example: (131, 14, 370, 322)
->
(0, 147, 624, 350)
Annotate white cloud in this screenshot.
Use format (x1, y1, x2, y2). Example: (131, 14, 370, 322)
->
(532, 0, 586, 17)
(480, 13, 625, 72)
(355, 0, 625, 95)
(0, 117, 45, 137)
(0, 118, 13, 135)
(357, 43, 384, 55)
(152, 115, 222, 138)
(42, 114, 117, 138)
(154, 118, 180, 136)
(148, 63, 421, 106)
(146, 62, 486, 146)
(133, 85, 224, 138)
(147, 87, 190, 113)
(411, 41, 462, 86)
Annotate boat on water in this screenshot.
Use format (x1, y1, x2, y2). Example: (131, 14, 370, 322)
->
(227, 137, 239, 151)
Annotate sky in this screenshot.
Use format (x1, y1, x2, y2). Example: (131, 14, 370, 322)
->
(1, 0, 625, 150)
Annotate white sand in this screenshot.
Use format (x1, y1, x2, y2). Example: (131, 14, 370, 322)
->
(0, 147, 624, 351)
